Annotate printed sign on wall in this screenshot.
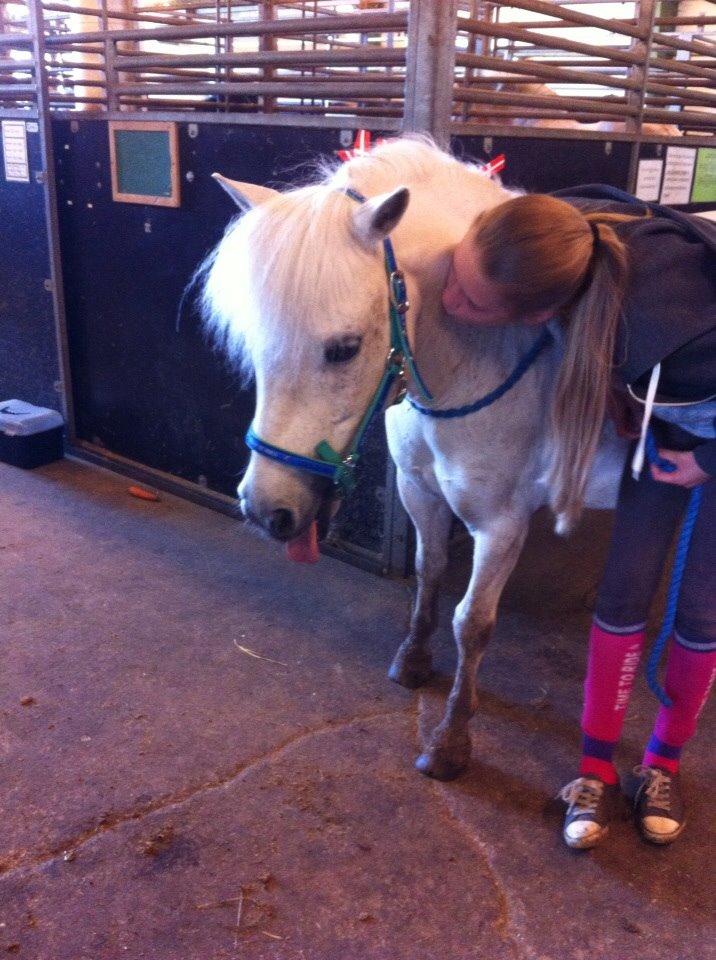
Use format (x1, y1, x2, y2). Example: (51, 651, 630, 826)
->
(635, 158, 663, 202)
(691, 148, 716, 205)
(1, 120, 30, 182)
(660, 146, 697, 205)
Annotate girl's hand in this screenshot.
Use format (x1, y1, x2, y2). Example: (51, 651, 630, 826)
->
(650, 449, 710, 488)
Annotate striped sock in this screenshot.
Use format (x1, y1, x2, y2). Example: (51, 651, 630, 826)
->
(580, 618, 646, 786)
(643, 633, 716, 774)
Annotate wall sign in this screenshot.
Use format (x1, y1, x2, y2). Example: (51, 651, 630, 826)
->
(2, 120, 30, 183)
(691, 148, 716, 205)
(659, 146, 697, 206)
(635, 158, 663, 202)
(108, 120, 180, 207)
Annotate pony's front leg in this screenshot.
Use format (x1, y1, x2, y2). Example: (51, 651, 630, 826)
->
(416, 515, 528, 781)
(388, 473, 453, 689)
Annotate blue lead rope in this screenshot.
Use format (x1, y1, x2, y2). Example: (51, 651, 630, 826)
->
(644, 431, 704, 707)
(408, 326, 553, 419)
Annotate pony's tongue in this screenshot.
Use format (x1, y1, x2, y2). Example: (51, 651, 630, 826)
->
(286, 520, 320, 564)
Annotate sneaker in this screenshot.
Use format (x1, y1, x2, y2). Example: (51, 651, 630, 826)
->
(633, 765, 686, 845)
(559, 776, 619, 850)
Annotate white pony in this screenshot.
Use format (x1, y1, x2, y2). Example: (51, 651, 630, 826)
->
(202, 137, 626, 780)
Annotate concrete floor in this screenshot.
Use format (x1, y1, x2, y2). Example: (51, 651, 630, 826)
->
(0, 459, 713, 960)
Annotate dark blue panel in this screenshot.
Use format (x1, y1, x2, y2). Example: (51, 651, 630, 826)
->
(0, 124, 59, 409)
(453, 135, 632, 194)
(53, 119, 389, 553)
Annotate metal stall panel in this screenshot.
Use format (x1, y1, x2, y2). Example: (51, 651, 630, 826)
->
(54, 118, 395, 571)
(453, 134, 633, 194)
(0, 121, 60, 410)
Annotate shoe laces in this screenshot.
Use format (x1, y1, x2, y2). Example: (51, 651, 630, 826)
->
(634, 765, 672, 809)
(559, 777, 604, 814)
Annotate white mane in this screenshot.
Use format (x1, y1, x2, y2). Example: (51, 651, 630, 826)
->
(201, 135, 508, 380)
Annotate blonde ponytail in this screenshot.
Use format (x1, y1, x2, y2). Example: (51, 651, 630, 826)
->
(471, 196, 633, 529)
(549, 217, 629, 529)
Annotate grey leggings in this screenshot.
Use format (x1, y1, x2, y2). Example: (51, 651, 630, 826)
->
(595, 441, 716, 647)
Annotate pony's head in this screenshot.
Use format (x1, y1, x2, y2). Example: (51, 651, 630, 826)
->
(202, 168, 414, 544)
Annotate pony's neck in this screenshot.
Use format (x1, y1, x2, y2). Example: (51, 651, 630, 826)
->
(409, 281, 541, 408)
(396, 207, 538, 408)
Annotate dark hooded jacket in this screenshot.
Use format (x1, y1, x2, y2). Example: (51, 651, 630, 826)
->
(552, 185, 716, 475)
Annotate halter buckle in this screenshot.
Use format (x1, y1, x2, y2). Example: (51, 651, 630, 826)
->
(393, 373, 408, 405)
(389, 270, 410, 314)
(387, 346, 405, 369)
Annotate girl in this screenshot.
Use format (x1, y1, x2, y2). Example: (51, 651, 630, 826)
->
(441, 185, 715, 849)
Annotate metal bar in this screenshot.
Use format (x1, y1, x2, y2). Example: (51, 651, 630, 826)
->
(119, 66, 408, 80)
(455, 51, 640, 92)
(0, 57, 34, 69)
(643, 106, 716, 128)
(114, 48, 406, 70)
(403, 0, 458, 146)
(101, 0, 116, 112)
(67, 444, 241, 521)
(0, 33, 34, 47)
(41, 3, 209, 27)
(646, 56, 716, 84)
(471, 0, 646, 40)
(649, 77, 716, 88)
(453, 86, 634, 117)
(27, 0, 75, 440)
(259, 0, 275, 113)
(450, 118, 713, 145)
(48, 93, 107, 103)
(644, 82, 716, 108)
(116, 79, 405, 96)
(457, 17, 642, 65)
(48, 105, 405, 128)
(651, 31, 716, 59)
(43, 11, 409, 46)
(654, 15, 716, 27)
(45, 59, 107, 72)
(626, 0, 655, 144)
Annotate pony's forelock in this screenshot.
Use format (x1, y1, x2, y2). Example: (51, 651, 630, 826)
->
(202, 188, 379, 381)
(201, 135, 503, 381)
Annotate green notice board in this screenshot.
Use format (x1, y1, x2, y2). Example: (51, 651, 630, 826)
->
(691, 148, 716, 204)
(109, 121, 180, 207)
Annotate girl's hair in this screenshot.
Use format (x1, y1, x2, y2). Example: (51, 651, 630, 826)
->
(472, 194, 631, 529)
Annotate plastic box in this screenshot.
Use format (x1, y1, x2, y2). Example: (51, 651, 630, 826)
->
(0, 399, 64, 469)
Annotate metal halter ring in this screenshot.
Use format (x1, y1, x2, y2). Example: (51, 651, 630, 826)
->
(389, 270, 410, 314)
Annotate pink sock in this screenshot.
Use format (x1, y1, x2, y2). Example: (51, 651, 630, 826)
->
(580, 619, 645, 785)
(643, 636, 716, 774)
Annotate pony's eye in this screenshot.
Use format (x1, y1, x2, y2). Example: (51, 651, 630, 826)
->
(324, 335, 362, 365)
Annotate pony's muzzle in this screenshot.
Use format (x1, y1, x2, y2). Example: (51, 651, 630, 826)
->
(238, 496, 298, 541)
(238, 460, 331, 543)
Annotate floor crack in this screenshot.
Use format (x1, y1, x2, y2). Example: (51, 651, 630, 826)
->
(416, 692, 532, 960)
(0, 706, 411, 883)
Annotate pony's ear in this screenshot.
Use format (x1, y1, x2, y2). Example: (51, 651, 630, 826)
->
(351, 186, 410, 248)
(212, 173, 279, 210)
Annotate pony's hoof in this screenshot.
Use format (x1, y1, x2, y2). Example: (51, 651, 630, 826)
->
(387, 654, 433, 690)
(415, 745, 469, 781)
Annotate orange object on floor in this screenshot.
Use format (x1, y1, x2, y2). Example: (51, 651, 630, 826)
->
(128, 485, 161, 502)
